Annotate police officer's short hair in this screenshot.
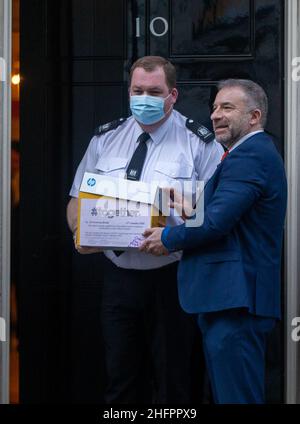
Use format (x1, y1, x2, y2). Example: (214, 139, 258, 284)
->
(217, 79, 268, 127)
(129, 56, 176, 90)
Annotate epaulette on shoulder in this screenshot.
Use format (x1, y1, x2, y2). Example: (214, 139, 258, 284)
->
(185, 118, 214, 143)
(94, 117, 127, 136)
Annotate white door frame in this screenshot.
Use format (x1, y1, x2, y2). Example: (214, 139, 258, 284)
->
(0, 0, 11, 405)
(285, 0, 300, 404)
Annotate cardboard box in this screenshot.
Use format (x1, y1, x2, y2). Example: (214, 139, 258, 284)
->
(76, 172, 165, 249)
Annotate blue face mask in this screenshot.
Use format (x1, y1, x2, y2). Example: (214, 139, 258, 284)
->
(130, 94, 172, 125)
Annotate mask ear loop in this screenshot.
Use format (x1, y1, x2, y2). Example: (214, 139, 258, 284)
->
(164, 92, 174, 116)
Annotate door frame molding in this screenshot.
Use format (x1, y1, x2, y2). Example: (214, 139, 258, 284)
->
(0, 0, 11, 405)
(285, 0, 300, 405)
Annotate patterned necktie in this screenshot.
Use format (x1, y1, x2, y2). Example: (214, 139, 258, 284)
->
(126, 132, 150, 181)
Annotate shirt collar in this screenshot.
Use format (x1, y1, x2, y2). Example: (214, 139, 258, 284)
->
(134, 112, 174, 146)
(229, 130, 264, 152)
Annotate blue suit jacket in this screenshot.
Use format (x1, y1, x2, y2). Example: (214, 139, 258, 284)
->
(162, 132, 287, 319)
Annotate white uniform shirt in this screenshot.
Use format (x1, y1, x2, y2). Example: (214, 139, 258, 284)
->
(70, 110, 223, 269)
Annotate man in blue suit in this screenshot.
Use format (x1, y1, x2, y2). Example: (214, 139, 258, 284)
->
(140, 79, 287, 403)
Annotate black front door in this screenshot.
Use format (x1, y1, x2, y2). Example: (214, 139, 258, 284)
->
(20, 0, 283, 402)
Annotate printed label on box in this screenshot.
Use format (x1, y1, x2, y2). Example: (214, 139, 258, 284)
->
(78, 197, 152, 248)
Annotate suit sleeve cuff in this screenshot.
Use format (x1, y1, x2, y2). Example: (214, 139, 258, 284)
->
(161, 226, 171, 248)
(161, 225, 183, 252)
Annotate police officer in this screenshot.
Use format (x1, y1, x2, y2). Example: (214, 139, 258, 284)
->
(67, 56, 223, 403)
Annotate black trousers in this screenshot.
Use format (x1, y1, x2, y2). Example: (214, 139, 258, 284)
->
(101, 256, 200, 404)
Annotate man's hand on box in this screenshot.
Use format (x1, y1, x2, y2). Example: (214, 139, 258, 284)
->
(73, 233, 102, 254)
(139, 228, 169, 256)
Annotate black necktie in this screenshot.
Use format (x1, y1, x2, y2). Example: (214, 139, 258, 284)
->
(113, 132, 150, 257)
(126, 132, 150, 181)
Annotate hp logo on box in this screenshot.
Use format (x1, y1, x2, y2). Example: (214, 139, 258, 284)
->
(87, 178, 96, 187)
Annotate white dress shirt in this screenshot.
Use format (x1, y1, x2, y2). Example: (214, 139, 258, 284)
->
(229, 130, 264, 152)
